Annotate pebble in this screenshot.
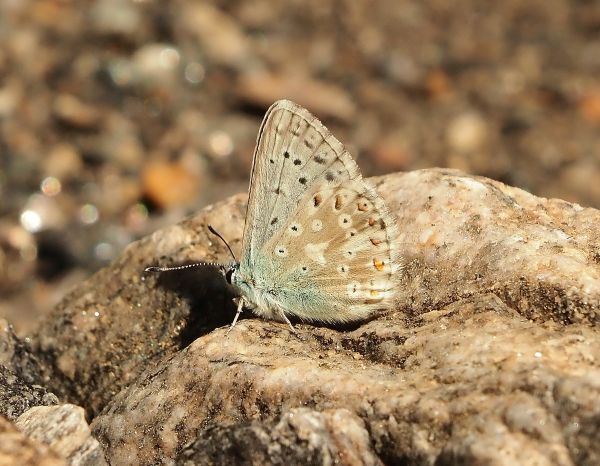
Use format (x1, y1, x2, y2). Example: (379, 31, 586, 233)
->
(446, 112, 488, 152)
(142, 160, 200, 209)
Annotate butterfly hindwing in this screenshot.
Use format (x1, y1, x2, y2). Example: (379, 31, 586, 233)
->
(255, 178, 400, 323)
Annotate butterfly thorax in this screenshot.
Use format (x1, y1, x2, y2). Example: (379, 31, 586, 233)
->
(229, 262, 286, 321)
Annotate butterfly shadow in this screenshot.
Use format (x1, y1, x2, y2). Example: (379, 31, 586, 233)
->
(147, 263, 240, 348)
(293, 315, 378, 333)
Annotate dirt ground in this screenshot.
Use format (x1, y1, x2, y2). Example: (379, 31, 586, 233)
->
(1, 0, 599, 334)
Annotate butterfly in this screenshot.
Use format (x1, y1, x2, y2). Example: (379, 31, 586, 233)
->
(147, 100, 401, 332)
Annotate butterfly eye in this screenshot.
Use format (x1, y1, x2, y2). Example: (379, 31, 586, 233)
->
(225, 268, 235, 284)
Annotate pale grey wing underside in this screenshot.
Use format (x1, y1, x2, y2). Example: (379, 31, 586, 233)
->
(257, 178, 401, 323)
(240, 100, 361, 268)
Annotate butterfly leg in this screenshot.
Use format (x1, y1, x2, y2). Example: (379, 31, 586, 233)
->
(226, 297, 245, 334)
(277, 309, 297, 335)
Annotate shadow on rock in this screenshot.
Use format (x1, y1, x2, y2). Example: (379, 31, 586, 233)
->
(146, 263, 238, 347)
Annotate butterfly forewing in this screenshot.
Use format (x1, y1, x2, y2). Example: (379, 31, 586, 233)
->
(241, 100, 361, 269)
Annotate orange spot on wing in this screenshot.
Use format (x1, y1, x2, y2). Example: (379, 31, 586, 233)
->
(370, 238, 381, 246)
(373, 258, 385, 271)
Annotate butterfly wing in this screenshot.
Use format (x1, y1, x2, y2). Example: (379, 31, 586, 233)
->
(237, 100, 401, 323)
(253, 178, 401, 323)
(240, 100, 361, 270)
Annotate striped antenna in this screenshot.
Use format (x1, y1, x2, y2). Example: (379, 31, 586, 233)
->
(144, 262, 222, 273)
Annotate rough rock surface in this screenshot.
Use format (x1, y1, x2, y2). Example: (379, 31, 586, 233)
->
(0, 416, 66, 466)
(0, 318, 46, 385)
(384, 170, 600, 325)
(27, 169, 600, 465)
(0, 365, 58, 421)
(176, 407, 380, 465)
(0, 318, 58, 422)
(16, 404, 108, 466)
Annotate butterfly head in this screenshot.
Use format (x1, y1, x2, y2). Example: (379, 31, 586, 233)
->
(219, 262, 239, 285)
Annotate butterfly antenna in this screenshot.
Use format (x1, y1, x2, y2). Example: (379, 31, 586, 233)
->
(144, 262, 223, 273)
(208, 225, 237, 262)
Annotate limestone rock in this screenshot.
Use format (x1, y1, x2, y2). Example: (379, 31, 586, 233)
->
(0, 318, 46, 385)
(0, 365, 58, 421)
(16, 404, 107, 466)
(176, 408, 380, 465)
(381, 169, 600, 325)
(29, 169, 600, 465)
(0, 319, 56, 421)
(0, 416, 66, 466)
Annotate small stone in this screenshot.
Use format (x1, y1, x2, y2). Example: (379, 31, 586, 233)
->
(52, 94, 101, 130)
(0, 416, 66, 466)
(42, 144, 83, 180)
(141, 160, 200, 209)
(16, 404, 108, 466)
(130, 43, 181, 89)
(370, 131, 415, 171)
(236, 72, 356, 122)
(178, 3, 249, 69)
(446, 112, 488, 152)
(579, 90, 600, 124)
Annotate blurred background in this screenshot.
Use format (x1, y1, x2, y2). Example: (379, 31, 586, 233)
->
(1, 0, 599, 336)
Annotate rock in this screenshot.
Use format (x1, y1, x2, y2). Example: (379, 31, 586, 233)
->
(0, 224, 37, 294)
(129, 43, 181, 90)
(446, 112, 488, 152)
(30, 169, 600, 464)
(0, 365, 58, 421)
(89, 0, 144, 40)
(381, 169, 600, 325)
(90, 294, 598, 465)
(141, 160, 201, 209)
(0, 416, 66, 466)
(578, 89, 600, 124)
(42, 144, 83, 181)
(16, 404, 108, 466)
(0, 318, 45, 386)
(175, 408, 380, 465)
(369, 130, 415, 171)
(236, 72, 357, 122)
(177, 3, 250, 69)
(52, 94, 102, 131)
